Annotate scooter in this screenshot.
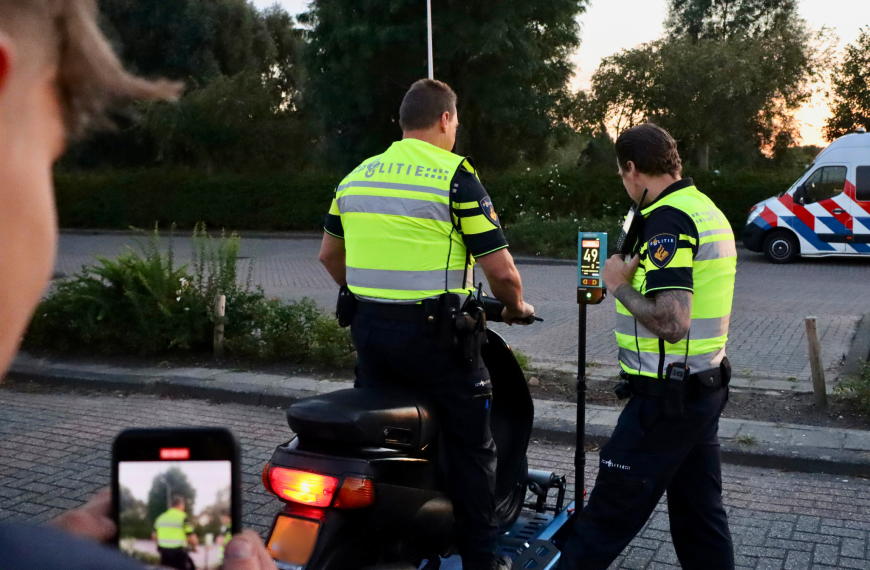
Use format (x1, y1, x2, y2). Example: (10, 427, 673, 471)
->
(260, 296, 579, 570)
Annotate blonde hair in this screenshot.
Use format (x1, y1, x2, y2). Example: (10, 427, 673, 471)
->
(0, 0, 182, 138)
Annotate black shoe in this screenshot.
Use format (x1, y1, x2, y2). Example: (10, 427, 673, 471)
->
(490, 555, 512, 570)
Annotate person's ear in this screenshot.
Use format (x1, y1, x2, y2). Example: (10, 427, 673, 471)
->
(441, 112, 450, 133)
(0, 34, 16, 96)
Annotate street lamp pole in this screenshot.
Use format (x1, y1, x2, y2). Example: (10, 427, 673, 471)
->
(427, 0, 434, 79)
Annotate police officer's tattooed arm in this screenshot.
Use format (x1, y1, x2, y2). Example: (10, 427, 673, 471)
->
(602, 254, 692, 344)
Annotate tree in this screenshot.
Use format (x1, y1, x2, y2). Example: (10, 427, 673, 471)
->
(142, 71, 317, 173)
(299, 0, 588, 169)
(574, 1, 831, 169)
(119, 486, 151, 539)
(147, 467, 197, 524)
(99, 0, 276, 85)
(824, 28, 870, 141)
(666, 0, 799, 41)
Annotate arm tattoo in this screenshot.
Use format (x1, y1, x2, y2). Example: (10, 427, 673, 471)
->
(613, 285, 692, 344)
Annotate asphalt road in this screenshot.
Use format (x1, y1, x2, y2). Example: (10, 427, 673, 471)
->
(2, 389, 870, 569)
(55, 233, 870, 383)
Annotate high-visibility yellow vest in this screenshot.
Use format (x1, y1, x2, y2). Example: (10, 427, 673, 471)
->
(154, 507, 192, 549)
(615, 185, 736, 378)
(328, 138, 478, 301)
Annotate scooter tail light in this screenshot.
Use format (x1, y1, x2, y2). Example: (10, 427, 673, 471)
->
(334, 477, 376, 509)
(262, 462, 273, 494)
(268, 467, 338, 507)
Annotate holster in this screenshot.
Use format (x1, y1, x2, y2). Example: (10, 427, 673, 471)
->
(335, 285, 357, 328)
(454, 296, 488, 370)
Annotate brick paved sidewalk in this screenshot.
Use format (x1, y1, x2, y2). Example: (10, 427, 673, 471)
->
(55, 233, 870, 386)
(2, 389, 870, 569)
(9, 353, 870, 475)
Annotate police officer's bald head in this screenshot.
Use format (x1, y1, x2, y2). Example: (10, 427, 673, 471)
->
(399, 79, 457, 132)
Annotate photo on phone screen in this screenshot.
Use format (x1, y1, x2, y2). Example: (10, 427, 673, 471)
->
(112, 428, 240, 570)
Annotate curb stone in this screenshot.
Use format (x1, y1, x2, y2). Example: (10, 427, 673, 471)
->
(6, 353, 870, 478)
(842, 313, 870, 378)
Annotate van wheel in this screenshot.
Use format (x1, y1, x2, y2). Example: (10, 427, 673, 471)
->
(763, 230, 799, 264)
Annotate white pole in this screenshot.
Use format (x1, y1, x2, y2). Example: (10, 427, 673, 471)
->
(427, 0, 434, 79)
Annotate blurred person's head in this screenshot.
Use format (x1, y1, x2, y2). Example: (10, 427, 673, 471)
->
(171, 495, 186, 510)
(615, 123, 682, 205)
(400, 79, 458, 152)
(219, 513, 231, 525)
(0, 0, 179, 377)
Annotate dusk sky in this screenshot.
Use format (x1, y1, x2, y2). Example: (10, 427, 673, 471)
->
(253, 0, 870, 146)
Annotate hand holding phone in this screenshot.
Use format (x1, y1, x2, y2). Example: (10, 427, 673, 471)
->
(112, 428, 241, 570)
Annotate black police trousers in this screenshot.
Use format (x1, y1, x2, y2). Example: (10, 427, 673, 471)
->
(158, 548, 195, 570)
(351, 312, 498, 570)
(558, 387, 734, 570)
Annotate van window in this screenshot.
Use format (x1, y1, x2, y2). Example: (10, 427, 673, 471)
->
(804, 166, 847, 203)
(857, 166, 870, 201)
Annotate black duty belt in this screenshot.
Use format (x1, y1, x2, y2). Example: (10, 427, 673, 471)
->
(624, 358, 730, 400)
(356, 300, 425, 323)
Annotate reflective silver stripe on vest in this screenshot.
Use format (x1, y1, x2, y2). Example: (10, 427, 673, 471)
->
(157, 539, 186, 547)
(695, 239, 737, 261)
(615, 314, 730, 340)
(347, 266, 467, 292)
(337, 195, 450, 223)
(337, 180, 449, 197)
(155, 521, 185, 529)
(619, 346, 726, 377)
(698, 227, 732, 238)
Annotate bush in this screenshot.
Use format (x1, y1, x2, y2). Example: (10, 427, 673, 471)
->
(25, 226, 354, 368)
(55, 165, 803, 237)
(835, 361, 870, 416)
(504, 214, 623, 259)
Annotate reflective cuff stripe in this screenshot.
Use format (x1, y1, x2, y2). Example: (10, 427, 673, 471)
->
(679, 234, 698, 246)
(324, 228, 344, 239)
(337, 195, 450, 223)
(698, 228, 733, 238)
(461, 214, 499, 235)
(696, 239, 737, 261)
(614, 314, 730, 340)
(347, 266, 467, 292)
(337, 180, 449, 197)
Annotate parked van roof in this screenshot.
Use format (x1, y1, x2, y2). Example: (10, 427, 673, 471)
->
(816, 131, 870, 162)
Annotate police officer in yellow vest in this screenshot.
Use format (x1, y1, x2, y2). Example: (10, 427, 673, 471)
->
(319, 79, 535, 570)
(153, 495, 196, 570)
(558, 124, 736, 570)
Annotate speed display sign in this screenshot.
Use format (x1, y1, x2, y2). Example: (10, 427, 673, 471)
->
(577, 232, 607, 289)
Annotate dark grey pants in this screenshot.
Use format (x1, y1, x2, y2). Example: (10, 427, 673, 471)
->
(558, 388, 734, 570)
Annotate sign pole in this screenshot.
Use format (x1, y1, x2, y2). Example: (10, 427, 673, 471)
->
(576, 301, 587, 498)
(427, 0, 434, 79)
(576, 232, 607, 507)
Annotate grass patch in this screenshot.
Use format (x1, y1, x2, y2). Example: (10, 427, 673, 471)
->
(735, 435, 758, 445)
(513, 349, 532, 372)
(834, 361, 870, 416)
(25, 226, 354, 368)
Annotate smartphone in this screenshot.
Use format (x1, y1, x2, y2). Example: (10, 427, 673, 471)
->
(615, 206, 642, 255)
(112, 428, 241, 568)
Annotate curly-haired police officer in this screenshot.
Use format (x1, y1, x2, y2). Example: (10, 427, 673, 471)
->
(559, 124, 736, 570)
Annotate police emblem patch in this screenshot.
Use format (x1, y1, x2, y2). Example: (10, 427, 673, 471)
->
(479, 197, 500, 227)
(648, 234, 677, 268)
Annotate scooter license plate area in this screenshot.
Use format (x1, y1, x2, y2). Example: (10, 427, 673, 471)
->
(266, 514, 321, 569)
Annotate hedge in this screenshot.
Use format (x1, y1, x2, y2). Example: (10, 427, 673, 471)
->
(55, 165, 805, 243)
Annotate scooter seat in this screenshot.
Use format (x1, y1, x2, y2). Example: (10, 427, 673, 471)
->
(286, 388, 438, 450)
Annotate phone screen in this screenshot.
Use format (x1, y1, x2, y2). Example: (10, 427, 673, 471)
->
(113, 429, 240, 570)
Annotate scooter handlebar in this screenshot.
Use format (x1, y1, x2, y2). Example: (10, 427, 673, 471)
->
(481, 296, 541, 324)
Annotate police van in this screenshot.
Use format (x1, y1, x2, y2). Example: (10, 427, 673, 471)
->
(743, 129, 870, 263)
